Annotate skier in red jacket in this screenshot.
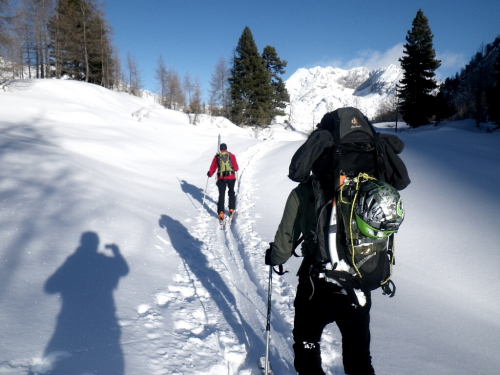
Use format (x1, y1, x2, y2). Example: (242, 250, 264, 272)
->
(207, 143, 239, 220)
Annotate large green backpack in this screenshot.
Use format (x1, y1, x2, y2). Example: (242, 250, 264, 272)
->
(217, 152, 234, 177)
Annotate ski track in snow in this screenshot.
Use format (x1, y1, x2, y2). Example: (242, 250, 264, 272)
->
(148, 138, 344, 375)
(137, 140, 296, 374)
(131, 104, 157, 122)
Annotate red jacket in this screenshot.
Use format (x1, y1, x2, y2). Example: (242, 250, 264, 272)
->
(208, 151, 239, 180)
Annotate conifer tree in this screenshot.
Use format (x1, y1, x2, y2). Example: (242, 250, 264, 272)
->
(398, 9, 441, 128)
(48, 0, 113, 87)
(486, 50, 500, 126)
(229, 26, 271, 126)
(262, 45, 289, 121)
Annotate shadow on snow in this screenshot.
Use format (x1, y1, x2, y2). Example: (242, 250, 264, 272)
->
(29, 232, 129, 375)
(178, 178, 218, 218)
(158, 214, 267, 372)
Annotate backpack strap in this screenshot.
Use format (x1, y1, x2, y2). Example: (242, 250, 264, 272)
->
(331, 115, 342, 264)
(324, 269, 362, 306)
(374, 133, 388, 181)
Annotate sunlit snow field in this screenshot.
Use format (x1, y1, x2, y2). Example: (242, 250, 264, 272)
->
(1, 80, 499, 375)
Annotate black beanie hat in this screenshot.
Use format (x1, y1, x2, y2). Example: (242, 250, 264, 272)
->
(220, 143, 227, 150)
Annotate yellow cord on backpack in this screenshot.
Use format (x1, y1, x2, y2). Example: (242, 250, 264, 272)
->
(347, 173, 377, 277)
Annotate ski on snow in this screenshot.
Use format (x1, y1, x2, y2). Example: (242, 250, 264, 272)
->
(218, 220, 225, 230)
(218, 211, 237, 230)
(228, 210, 237, 224)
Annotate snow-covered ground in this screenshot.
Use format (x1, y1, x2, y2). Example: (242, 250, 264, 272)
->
(1, 80, 499, 375)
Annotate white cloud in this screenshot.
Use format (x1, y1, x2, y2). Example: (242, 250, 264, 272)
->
(437, 50, 465, 69)
(345, 44, 404, 70)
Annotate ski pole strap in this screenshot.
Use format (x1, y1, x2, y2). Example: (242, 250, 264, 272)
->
(273, 265, 288, 276)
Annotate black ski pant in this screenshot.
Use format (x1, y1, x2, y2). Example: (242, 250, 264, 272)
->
(216, 178, 236, 214)
(293, 278, 375, 375)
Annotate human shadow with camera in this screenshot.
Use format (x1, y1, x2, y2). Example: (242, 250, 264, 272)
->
(31, 232, 129, 375)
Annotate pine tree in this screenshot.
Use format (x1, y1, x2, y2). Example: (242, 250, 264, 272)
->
(398, 9, 441, 128)
(433, 84, 455, 124)
(229, 26, 271, 126)
(262, 45, 290, 121)
(48, 0, 113, 86)
(486, 49, 500, 126)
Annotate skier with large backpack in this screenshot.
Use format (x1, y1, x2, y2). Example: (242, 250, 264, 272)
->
(207, 143, 239, 221)
(265, 107, 410, 375)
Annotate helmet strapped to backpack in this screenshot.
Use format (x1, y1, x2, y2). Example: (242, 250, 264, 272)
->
(333, 173, 404, 296)
(353, 177, 405, 239)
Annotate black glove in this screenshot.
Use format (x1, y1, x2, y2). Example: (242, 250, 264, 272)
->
(207, 171, 210, 177)
(265, 243, 274, 265)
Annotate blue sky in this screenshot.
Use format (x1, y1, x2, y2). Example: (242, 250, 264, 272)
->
(103, 0, 500, 97)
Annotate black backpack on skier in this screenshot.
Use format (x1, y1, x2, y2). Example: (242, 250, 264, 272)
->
(289, 107, 410, 190)
(288, 107, 410, 304)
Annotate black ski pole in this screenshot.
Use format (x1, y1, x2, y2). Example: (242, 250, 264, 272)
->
(264, 264, 272, 374)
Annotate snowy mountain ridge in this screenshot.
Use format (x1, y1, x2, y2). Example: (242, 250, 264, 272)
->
(281, 64, 402, 131)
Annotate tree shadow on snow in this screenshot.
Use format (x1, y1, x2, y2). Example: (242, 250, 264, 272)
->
(178, 178, 217, 218)
(29, 232, 129, 375)
(158, 214, 267, 371)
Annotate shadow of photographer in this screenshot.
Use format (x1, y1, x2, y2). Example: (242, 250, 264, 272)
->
(30, 232, 129, 375)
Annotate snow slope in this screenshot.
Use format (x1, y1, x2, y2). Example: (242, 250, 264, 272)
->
(0, 80, 499, 375)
